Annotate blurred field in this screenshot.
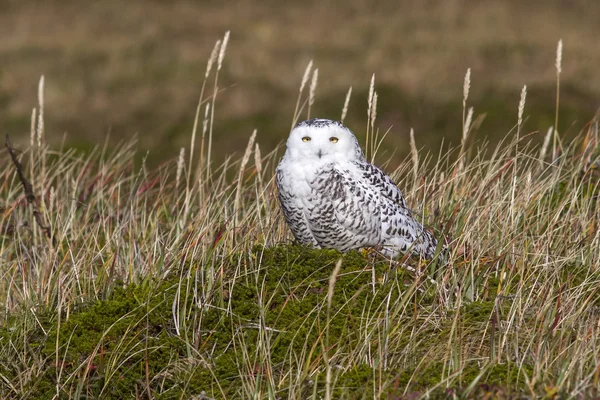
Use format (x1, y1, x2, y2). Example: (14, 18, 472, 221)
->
(1, 0, 599, 163)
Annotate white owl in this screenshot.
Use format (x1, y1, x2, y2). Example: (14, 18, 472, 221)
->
(276, 118, 439, 259)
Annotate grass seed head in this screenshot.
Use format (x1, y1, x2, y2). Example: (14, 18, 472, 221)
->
(341, 86, 352, 123)
(299, 60, 313, 93)
(463, 68, 471, 105)
(556, 39, 563, 75)
(36, 75, 45, 147)
(309, 68, 319, 106)
(217, 31, 230, 71)
(205, 39, 221, 79)
(518, 84, 527, 129)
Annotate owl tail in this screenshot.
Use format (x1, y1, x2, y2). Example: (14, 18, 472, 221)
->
(416, 228, 448, 261)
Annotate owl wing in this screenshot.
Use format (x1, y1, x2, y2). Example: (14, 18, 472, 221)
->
(357, 162, 408, 209)
(357, 162, 441, 258)
(310, 165, 382, 247)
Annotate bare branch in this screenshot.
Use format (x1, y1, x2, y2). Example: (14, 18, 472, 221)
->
(5, 134, 53, 243)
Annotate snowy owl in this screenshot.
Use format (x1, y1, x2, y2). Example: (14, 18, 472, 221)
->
(276, 118, 439, 259)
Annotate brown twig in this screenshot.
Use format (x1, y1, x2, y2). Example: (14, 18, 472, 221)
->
(5, 134, 53, 243)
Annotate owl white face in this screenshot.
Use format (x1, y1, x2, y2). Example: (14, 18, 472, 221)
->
(285, 119, 363, 163)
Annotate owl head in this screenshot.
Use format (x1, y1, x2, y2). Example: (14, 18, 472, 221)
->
(285, 118, 364, 162)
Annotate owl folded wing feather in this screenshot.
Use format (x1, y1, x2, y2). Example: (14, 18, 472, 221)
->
(310, 166, 382, 246)
(358, 163, 408, 209)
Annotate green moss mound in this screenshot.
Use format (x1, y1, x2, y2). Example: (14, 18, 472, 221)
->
(1, 245, 532, 399)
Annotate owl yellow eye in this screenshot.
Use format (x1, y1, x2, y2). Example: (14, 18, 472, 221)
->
(329, 137, 339, 143)
(302, 136, 311, 142)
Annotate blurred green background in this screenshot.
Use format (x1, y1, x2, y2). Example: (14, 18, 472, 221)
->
(1, 0, 599, 165)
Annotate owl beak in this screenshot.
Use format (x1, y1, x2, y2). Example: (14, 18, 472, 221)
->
(317, 149, 323, 158)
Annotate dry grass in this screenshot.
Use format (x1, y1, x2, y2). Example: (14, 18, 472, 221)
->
(1, 32, 600, 399)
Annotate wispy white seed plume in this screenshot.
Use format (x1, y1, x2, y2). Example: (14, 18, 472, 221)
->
(463, 68, 471, 105)
(299, 60, 313, 93)
(525, 171, 532, 198)
(368, 74, 375, 117)
(510, 175, 517, 223)
(217, 31, 230, 71)
(327, 258, 343, 310)
(366, 74, 376, 160)
(38, 75, 45, 108)
(68, 178, 78, 231)
(553, 39, 562, 158)
(176, 147, 185, 189)
(203, 103, 210, 134)
(370, 92, 378, 129)
(539, 126, 553, 167)
(238, 131, 258, 188)
(464, 107, 473, 135)
(309, 68, 319, 106)
(254, 143, 262, 176)
(462, 68, 471, 154)
(205, 40, 221, 79)
(410, 128, 419, 184)
(459, 106, 473, 173)
(518, 85, 527, 130)
(555, 39, 563, 75)
(30, 107, 37, 147)
(254, 142, 264, 213)
(234, 130, 257, 225)
(197, 103, 211, 183)
(49, 186, 56, 212)
(37, 75, 45, 147)
(291, 61, 314, 129)
(341, 86, 352, 122)
(240, 129, 256, 169)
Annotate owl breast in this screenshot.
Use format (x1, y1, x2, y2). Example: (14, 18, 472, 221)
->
(277, 159, 382, 251)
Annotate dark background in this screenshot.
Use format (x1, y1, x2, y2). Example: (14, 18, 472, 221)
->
(1, 0, 599, 165)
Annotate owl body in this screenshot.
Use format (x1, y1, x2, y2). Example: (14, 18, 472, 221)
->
(276, 118, 438, 259)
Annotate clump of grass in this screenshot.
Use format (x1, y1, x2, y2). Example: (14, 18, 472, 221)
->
(1, 38, 600, 399)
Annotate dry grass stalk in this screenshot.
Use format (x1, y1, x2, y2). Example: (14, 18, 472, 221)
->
(307, 68, 319, 119)
(5, 135, 53, 243)
(234, 129, 257, 226)
(464, 107, 473, 136)
(458, 69, 472, 174)
(253, 142, 265, 228)
(458, 106, 474, 174)
(366, 74, 375, 160)
(29, 107, 37, 189)
(553, 39, 563, 160)
(410, 128, 419, 188)
(206, 39, 221, 79)
(291, 60, 313, 129)
(176, 147, 185, 190)
(463, 68, 471, 129)
(518, 84, 527, 135)
(217, 31, 230, 72)
(191, 37, 222, 204)
(197, 102, 211, 187)
(341, 86, 352, 123)
(206, 32, 231, 186)
(30, 108, 37, 148)
(539, 127, 553, 169)
(370, 92, 378, 161)
(36, 75, 45, 148)
(325, 258, 343, 400)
